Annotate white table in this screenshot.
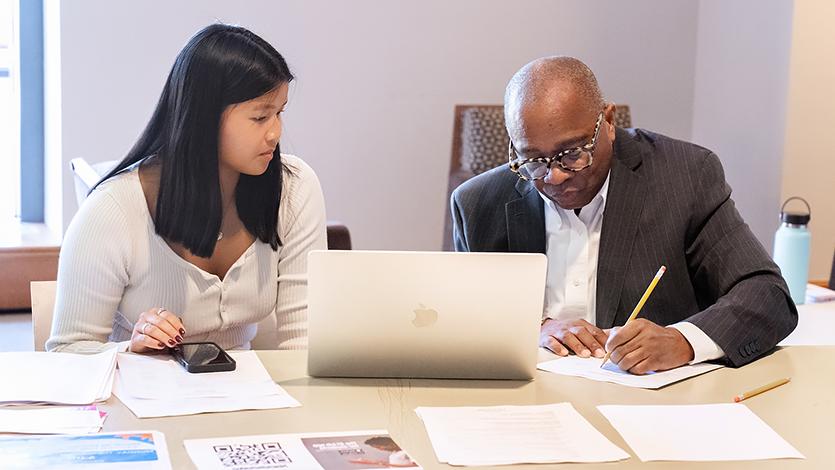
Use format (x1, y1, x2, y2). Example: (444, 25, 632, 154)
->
(100, 346, 835, 469)
(779, 301, 835, 345)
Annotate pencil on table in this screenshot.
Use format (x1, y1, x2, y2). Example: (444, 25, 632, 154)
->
(600, 265, 666, 368)
(733, 378, 790, 402)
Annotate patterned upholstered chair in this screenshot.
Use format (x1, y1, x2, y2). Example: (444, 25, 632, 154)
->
(442, 104, 632, 250)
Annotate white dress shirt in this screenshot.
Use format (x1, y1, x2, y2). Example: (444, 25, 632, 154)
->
(541, 172, 724, 364)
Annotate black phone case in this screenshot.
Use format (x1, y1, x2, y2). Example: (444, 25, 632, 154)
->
(173, 341, 236, 373)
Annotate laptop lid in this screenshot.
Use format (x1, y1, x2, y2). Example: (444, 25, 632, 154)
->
(307, 250, 547, 380)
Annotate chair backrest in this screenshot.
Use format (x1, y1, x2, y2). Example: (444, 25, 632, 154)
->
(326, 222, 352, 250)
(30, 280, 57, 351)
(442, 104, 632, 250)
(69, 158, 119, 209)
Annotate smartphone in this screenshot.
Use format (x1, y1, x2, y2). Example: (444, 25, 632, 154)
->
(171, 342, 236, 373)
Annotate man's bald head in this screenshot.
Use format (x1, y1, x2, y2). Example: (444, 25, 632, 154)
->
(503, 57, 616, 211)
(504, 56, 604, 134)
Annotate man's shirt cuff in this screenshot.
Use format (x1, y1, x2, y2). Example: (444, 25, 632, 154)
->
(669, 321, 725, 364)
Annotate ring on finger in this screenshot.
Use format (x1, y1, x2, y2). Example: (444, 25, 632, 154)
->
(156, 307, 166, 316)
(140, 322, 150, 335)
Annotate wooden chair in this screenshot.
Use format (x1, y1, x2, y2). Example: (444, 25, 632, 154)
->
(30, 280, 56, 351)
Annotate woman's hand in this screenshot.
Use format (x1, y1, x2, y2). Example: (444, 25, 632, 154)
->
(129, 307, 186, 353)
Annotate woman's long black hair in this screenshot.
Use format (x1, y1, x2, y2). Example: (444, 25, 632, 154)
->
(95, 23, 293, 257)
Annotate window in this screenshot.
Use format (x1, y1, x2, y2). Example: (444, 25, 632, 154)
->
(0, 0, 20, 221)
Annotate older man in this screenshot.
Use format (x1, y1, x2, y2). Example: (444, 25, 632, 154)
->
(450, 56, 796, 373)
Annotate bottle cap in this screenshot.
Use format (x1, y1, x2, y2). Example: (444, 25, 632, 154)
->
(780, 197, 811, 226)
(780, 212, 810, 225)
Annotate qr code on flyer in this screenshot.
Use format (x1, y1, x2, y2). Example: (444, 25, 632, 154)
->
(213, 442, 292, 469)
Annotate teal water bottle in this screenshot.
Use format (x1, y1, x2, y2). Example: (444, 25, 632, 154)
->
(772, 197, 811, 305)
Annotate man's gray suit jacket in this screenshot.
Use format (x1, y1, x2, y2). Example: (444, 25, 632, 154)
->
(451, 127, 797, 367)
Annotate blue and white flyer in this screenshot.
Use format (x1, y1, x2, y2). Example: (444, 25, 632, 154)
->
(0, 431, 171, 469)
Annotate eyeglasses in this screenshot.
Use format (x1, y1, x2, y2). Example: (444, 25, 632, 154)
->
(508, 111, 604, 181)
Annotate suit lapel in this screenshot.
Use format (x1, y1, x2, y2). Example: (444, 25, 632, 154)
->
(596, 129, 647, 328)
(506, 178, 546, 253)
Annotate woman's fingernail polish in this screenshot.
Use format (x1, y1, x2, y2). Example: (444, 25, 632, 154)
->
(168, 339, 175, 346)
(175, 335, 183, 343)
(179, 328, 186, 335)
(158, 342, 165, 348)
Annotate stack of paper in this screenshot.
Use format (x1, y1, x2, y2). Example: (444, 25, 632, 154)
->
(415, 403, 629, 465)
(113, 350, 300, 418)
(537, 356, 722, 389)
(0, 406, 107, 434)
(185, 430, 421, 470)
(0, 430, 172, 469)
(0, 348, 117, 405)
(597, 404, 804, 461)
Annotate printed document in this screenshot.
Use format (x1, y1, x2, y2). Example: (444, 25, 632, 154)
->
(538, 356, 722, 389)
(114, 351, 299, 418)
(185, 430, 420, 470)
(415, 403, 628, 465)
(0, 430, 171, 469)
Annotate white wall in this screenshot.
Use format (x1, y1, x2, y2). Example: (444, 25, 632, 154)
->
(690, 0, 794, 251)
(782, 0, 835, 279)
(55, 0, 701, 250)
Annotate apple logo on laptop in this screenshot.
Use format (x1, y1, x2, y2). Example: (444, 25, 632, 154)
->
(412, 303, 438, 327)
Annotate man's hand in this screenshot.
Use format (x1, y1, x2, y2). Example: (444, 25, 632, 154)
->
(604, 318, 694, 374)
(540, 318, 609, 358)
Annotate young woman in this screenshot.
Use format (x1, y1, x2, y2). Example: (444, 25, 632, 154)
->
(47, 24, 327, 354)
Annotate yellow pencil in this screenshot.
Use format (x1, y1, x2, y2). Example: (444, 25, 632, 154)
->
(733, 378, 791, 402)
(600, 265, 666, 368)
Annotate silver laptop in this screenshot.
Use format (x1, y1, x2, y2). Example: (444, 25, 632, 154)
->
(307, 250, 547, 380)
